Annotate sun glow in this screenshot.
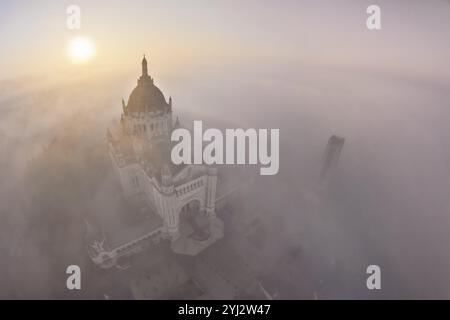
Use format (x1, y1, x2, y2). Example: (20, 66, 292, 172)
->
(67, 36, 95, 64)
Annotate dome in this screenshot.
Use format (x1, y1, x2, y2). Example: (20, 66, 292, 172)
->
(125, 55, 170, 114)
(127, 81, 168, 114)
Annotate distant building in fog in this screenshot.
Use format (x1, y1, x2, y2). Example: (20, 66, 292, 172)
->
(86, 56, 225, 268)
(320, 135, 345, 187)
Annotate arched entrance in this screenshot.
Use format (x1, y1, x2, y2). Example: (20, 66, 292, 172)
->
(179, 200, 210, 241)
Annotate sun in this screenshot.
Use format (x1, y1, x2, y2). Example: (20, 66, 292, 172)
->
(67, 36, 95, 64)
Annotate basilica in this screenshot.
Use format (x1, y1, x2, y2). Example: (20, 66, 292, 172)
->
(86, 56, 226, 268)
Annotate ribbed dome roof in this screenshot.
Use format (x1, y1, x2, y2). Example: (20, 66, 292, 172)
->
(125, 56, 169, 114)
(127, 80, 168, 113)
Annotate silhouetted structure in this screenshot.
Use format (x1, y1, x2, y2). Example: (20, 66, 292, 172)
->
(320, 135, 345, 187)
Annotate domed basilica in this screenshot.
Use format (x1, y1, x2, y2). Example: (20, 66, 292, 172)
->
(87, 56, 224, 268)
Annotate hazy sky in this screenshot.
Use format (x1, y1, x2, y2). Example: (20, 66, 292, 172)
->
(1, 0, 449, 82)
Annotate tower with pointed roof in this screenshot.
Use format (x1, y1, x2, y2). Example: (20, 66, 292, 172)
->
(120, 55, 172, 145)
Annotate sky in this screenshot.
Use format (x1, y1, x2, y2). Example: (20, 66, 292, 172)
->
(0, 0, 450, 82)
